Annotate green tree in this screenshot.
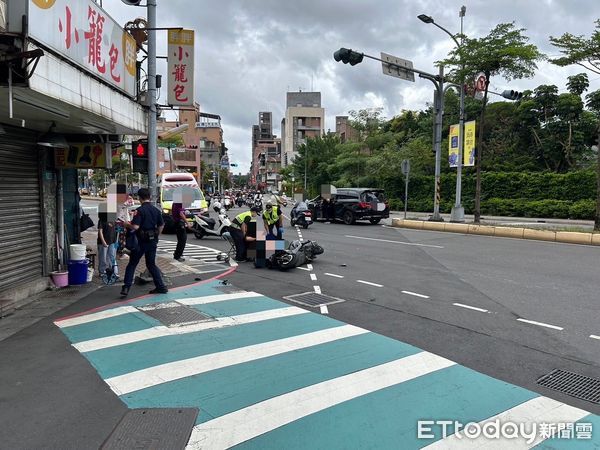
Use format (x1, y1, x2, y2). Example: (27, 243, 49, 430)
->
(441, 22, 544, 222)
(566, 73, 589, 96)
(550, 19, 600, 229)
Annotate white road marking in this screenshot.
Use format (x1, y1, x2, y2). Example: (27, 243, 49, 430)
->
(296, 266, 310, 271)
(452, 302, 488, 313)
(73, 307, 309, 352)
(320, 305, 329, 315)
(307, 264, 313, 270)
(590, 334, 600, 340)
(106, 325, 370, 395)
(324, 273, 344, 279)
(55, 306, 139, 328)
(422, 396, 590, 449)
(401, 290, 430, 299)
(310, 274, 318, 281)
(516, 318, 564, 331)
(313, 285, 322, 294)
(187, 352, 456, 449)
(345, 235, 444, 249)
(178, 291, 263, 306)
(357, 280, 384, 288)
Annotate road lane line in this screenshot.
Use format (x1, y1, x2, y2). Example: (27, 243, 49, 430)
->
(320, 305, 329, 315)
(307, 264, 313, 270)
(345, 235, 444, 249)
(357, 280, 384, 288)
(401, 290, 430, 299)
(422, 396, 590, 449)
(589, 334, 600, 340)
(310, 274, 318, 281)
(324, 273, 344, 279)
(516, 318, 564, 331)
(187, 352, 456, 449)
(296, 266, 310, 271)
(452, 302, 488, 313)
(314, 286, 322, 294)
(105, 325, 370, 395)
(73, 307, 309, 352)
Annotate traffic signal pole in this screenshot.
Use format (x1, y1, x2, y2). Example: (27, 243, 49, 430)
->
(147, 0, 158, 202)
(357, 52, 445, 221)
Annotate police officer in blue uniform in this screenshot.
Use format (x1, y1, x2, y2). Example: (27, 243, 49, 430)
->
(120, 188, 168, 297)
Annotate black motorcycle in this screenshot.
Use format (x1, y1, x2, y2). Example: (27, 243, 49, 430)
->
(267, 240, 324, 271)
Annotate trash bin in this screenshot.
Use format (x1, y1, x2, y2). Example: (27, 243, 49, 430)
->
(68, 259, 89, 285)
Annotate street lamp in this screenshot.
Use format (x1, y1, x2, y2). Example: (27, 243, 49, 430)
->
(419, 7, 467, 222)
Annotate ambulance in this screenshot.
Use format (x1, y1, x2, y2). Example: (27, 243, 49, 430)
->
(158, 173, 208, 230)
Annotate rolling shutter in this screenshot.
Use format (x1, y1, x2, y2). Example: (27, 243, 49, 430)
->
(0, 130, 44, 292)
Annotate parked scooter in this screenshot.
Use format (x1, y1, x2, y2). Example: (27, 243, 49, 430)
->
(290, 201, 312, 229)
(267, 240, 324, 271)
(192, 206, 231, 239)
(223, 196, 233, 210)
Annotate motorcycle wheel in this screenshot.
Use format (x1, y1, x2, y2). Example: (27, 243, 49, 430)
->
(303, 223, 309, 229)
(290, 217, 296, 226)
(194, 228, 205, 239)
(220, 226, 229, 235)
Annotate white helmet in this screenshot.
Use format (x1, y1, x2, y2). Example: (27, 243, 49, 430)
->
(213, 201, 222, 209)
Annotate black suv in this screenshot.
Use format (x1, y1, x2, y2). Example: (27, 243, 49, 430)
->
(308, 188, 389, 225)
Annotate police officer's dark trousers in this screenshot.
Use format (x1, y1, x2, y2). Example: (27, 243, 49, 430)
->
(230, 227, 246, 261)
(174, 222, 187, 259)
(123, 240, 165, 289)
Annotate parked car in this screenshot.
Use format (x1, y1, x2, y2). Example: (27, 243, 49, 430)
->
(308, 188, 389, 225)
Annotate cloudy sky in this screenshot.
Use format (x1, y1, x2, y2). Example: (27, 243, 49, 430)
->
(102, 0, 600, 173)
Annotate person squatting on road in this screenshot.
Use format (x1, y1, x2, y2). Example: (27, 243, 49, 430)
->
(172, 202, 189, 262)
(229, 206, 260, 262)
(262, 202, 284, 239)
(120, 188, 168, 297)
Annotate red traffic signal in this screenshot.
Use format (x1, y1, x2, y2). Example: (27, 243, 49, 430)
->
(134, 141, 147, 157)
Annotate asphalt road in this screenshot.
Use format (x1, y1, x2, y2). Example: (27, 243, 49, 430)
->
(165, 201, 600, 416)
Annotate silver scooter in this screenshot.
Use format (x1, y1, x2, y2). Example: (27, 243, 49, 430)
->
(192, 203, 231, 239)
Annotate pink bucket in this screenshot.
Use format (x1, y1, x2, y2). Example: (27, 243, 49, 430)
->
(50, 271, 69, 288)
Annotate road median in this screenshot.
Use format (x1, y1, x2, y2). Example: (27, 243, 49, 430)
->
(391, 218, 599, 246)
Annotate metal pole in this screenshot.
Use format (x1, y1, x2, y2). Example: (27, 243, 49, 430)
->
(431, 65, 444, 221)
(304, 150, 307, 198)
(404, 171, 409, 220)
(168, 145, 173, 172)
(147, 0, 158, 202)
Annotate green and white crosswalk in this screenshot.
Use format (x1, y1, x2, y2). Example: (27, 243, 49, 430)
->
(55, 281, 600, 449)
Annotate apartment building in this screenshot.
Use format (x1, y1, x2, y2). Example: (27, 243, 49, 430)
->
(281, 92, 325, 167)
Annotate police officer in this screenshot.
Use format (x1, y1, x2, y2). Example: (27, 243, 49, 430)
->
(262, 202, 283, 239)
(230, 206, 260, 261)
(120, 188, 168, 297)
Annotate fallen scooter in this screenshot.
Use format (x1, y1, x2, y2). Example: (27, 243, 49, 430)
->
(266, 240, 324, 271)
(192, 207, 231, 239)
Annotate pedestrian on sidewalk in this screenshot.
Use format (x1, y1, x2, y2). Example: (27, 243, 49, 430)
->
(230, 206, 259, 261)
(172, 202, 189, 262)
(97, 211, 118, 280)
(262, 202, 283, 239)
(120, 188, 168, 297)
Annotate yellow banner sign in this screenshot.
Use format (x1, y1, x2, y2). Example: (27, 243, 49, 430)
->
(54, 143, 110, 168)
(448, 121, 476, 167)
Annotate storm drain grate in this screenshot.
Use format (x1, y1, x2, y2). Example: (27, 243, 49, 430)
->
(101, 408, 198, 450)
(537, 369, 600, 404)
(137, 302, 215, 327)
(215, 285, 246, 294)
(283, 292, 345, 308)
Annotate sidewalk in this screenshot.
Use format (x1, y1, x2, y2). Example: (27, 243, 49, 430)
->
(390, 210, 595, 230)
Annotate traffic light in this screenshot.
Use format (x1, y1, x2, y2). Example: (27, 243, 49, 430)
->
(501, 90, 523, 101)
(132, 139, 148, 174)
(333, 48, 364, 66)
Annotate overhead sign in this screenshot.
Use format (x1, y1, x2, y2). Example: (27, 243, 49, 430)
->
(28, 0, 137, 97)
(54, 143, 112, 168)
(448, 121, 476, 167)
(381, 52, 415, 82)
(168, 29, 195, 106)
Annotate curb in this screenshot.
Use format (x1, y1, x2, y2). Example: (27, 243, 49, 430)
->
(81, 196, 105, 202)
(391, 219, 598, 246)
